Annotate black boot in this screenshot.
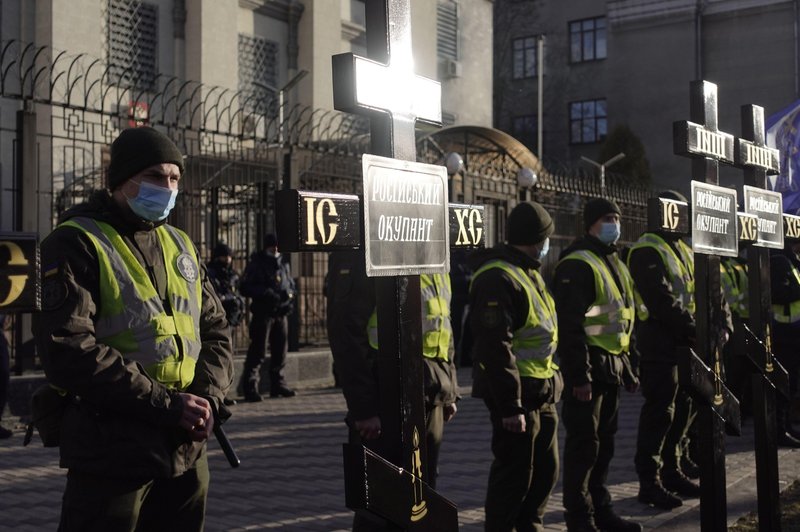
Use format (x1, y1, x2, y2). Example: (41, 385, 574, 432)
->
(594, 508, 643, 532)
(563, 512, 599, 532)
(241, 376, 263, 402)
(680, 454, 700, 480)
(637, 480, 682, 510)
(661, 469, 700, 498)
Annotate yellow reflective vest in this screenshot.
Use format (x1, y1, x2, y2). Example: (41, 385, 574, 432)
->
(367, 273, 453, 361)
(558, 249, 636, 355)
(628, 233, 695, 321)
(471, 260, 558, 379)
(773, 259, 800, 324)
(61, 218, 203, 390)
(721, 258, 748, 319)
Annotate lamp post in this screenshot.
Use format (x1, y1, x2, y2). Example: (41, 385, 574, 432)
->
(254, 69, 309, 145)
(580, 152, 625, 192)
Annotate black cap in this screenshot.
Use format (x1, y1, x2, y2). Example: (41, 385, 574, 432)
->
(583, 198, 621, 230)
(211, 243, 233, 259)
(107, 127, 185, 190)
(263, 233, 278, 248)
(507, 201, 554, 245)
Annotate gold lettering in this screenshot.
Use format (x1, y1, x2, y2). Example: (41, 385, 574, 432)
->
(739, 215, 757, 241)
(662, 201, 680, 230)
(315, 198, 339, 245)
(0, 241, 29, 307)
(786, 215, 800, 239)
(469, 208, 483, 246)
(303, 197, 318, 245)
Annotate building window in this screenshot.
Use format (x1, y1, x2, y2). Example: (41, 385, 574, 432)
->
(570, 99, 607, 144)
(437, 1, 459, 60)
(512, 36, 537, 79)
(107, 0, 158, 91)
(238, 34, 279, 115)
(569, 16, 606, 63)
(512, 115, 537, 149)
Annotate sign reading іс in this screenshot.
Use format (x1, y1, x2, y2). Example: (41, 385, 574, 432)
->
(363, 154, 449, 277)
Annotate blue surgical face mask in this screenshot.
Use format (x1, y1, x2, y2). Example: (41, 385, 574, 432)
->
(537, 237, 550, 260)
(126, 181, 178, 221)
(598, 222, 621, 244)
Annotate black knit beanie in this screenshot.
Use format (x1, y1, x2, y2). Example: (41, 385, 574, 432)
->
(212, 243, 233, 259)
(263, 233, 278, 248)
(107, 127, 185, 190)
(583, 198, 621, 230)
(507, 201, 554, 245)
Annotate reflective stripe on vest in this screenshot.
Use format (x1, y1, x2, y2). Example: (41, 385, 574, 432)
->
(61, 218, 203, 390)
(628, 233, 695, 321)
(471, 260, 558, 379)
(366, 274, 453, 361)
(558, 249, 635, 355)
(721, 259, 748, 319)
(773, 261, 800, 324)
(420, 274, 452, 361)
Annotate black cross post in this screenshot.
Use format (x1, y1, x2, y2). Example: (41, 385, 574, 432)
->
(274, 1, 478, 528)
(735, 104, 790, 531)
(673, 80, 742, 531)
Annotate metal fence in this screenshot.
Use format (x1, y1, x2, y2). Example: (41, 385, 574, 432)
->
(0, 39, 651, 369)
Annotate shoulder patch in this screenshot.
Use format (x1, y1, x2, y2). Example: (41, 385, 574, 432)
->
(176, 253, 199, 283)
(41, 278, 68, 311)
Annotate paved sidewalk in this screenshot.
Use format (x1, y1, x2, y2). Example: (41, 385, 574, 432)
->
(1, 367, 798, 531)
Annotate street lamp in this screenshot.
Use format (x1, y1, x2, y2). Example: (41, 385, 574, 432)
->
(580, 152, 625, 192)
(253, 69, 309, 145)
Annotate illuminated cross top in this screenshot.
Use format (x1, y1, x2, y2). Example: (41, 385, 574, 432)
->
(333, 0, 442, 161)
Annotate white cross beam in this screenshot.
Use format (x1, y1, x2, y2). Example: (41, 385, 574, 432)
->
(332, 0, 441, 162)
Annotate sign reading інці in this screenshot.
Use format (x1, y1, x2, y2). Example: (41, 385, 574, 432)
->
(691, 181, 738, 257)
(743, 185, 784, 249)
(363, 154, 449, 277)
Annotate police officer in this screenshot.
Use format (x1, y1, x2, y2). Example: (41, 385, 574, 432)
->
(326, 250, 458, 531)
(554, 198, 641, 532)
(33, 126, 234, 531)
(628, 190, 731, 509)
(770, 237, 800, 447)
(206, 243, 245, 329)
(468, 201, 562, 532)
(239, 234, 296, 401)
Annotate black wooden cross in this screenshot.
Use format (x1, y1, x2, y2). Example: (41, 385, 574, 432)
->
(735, 104, 790, 532)
(673, 80, 741, 532)
(275, 1, 476, 529)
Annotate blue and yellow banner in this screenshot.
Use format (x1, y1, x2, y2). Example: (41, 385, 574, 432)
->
(766, 99, 800, 214)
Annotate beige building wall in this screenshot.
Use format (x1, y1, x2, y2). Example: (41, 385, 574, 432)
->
(438, 0, 493, 127)
(186, 0, 238, 90)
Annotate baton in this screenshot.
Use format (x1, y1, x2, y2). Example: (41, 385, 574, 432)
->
(213, 422, 241, 468)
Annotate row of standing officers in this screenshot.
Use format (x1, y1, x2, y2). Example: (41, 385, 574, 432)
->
(327, 191, 800, 532)
(25, 127, 800, 531)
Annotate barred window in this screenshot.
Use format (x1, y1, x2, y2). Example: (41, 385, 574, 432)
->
(238, 34, 279, 115)
(437, 1, 458, 60)
(107, 0, 158, 91)
(569, 17, 607, 63)
(512, 36, 537, 79)
(570, 99, 607, 144)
